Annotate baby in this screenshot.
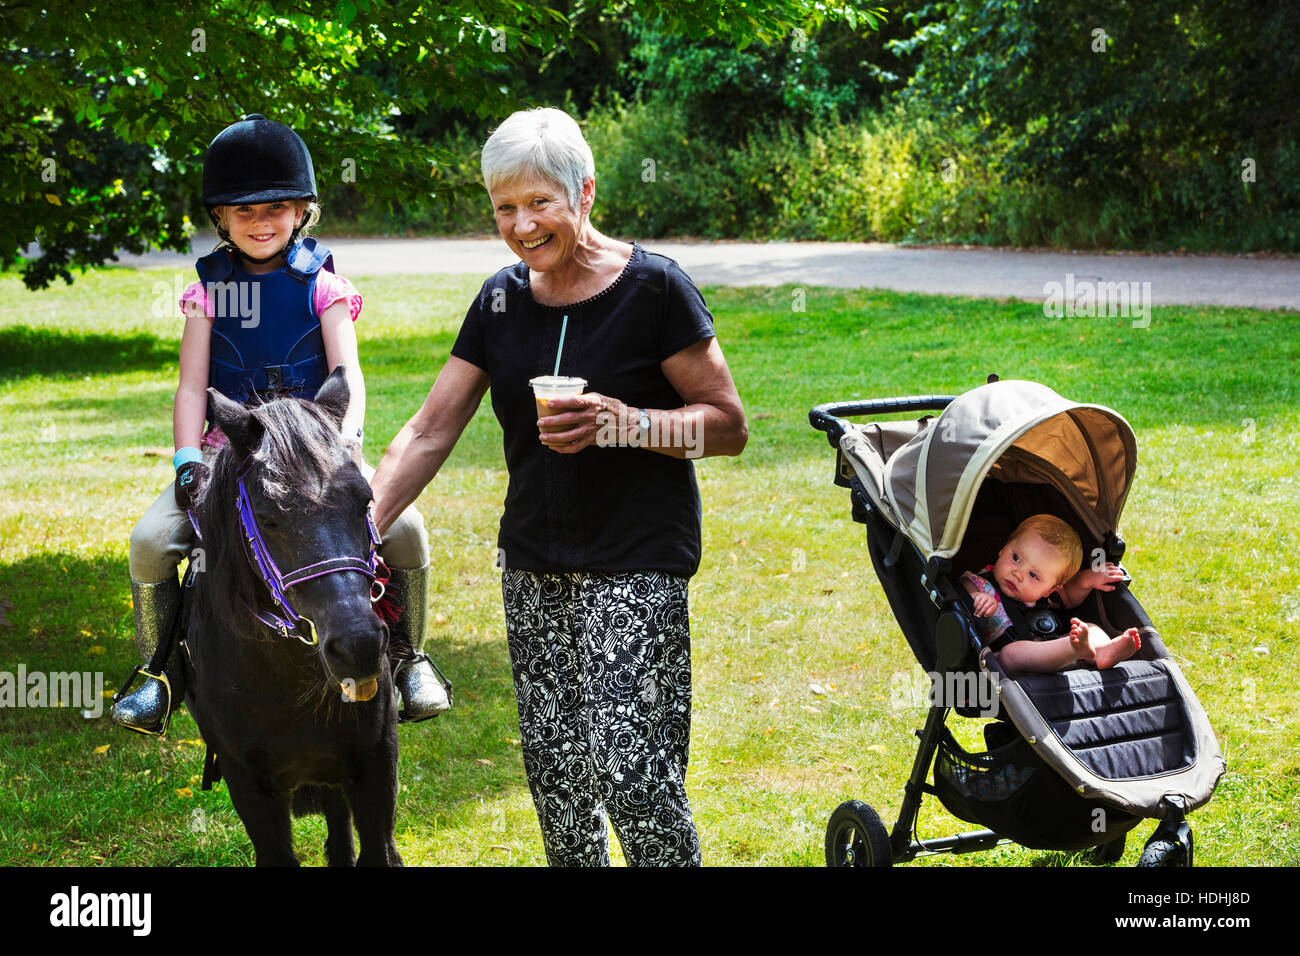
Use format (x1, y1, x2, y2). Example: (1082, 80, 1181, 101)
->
(961, 514, 1140, 676)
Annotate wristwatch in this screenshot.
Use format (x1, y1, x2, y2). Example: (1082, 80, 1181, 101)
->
(636, 407, 651, 446)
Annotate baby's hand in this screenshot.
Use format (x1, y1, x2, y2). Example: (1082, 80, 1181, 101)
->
(971, 591, 998, 617)
(1078, 562, 1125, 592)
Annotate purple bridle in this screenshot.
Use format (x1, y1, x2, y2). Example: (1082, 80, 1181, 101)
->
(234, 456, 384, 646)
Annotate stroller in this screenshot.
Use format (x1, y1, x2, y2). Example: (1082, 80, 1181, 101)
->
(809, 378, 1224, 867)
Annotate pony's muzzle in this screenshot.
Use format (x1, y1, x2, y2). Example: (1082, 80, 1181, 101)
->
(320, 618, 387, 702)
(341, 677, 380, 702)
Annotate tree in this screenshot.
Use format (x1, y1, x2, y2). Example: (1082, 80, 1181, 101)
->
(2, 0, 883, 288)
(893, 0, 1300, 208)
(624, 13, 888, 146)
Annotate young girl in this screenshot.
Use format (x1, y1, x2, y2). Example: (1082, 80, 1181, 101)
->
(961, 514, 1141, 676)
(112, 114, 448, 734)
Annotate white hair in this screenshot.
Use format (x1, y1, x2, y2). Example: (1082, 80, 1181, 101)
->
(480, 108, 595, 211)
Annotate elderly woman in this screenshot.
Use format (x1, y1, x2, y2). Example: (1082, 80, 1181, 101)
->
(370, 107, 746, 866)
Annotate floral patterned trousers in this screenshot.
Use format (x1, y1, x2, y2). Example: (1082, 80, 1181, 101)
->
(501, 569, 701, 866)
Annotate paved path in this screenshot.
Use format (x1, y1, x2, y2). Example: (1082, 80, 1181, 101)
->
(113, 234, 1299, 310)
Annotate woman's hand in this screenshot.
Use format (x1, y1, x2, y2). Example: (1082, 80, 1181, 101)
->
(537, 392, 629, 453)
(537, 335, 748, 459)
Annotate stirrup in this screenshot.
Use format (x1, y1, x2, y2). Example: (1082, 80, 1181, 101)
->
(395, 653, 453, 723)
(110, 666, 173, 737)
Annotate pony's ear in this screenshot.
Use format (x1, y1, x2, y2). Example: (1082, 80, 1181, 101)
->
(207, 388, 262, 459)
(314, 366, 350, 427)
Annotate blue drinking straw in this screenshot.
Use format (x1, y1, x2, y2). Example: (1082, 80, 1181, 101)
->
(553, 314, 569, 376)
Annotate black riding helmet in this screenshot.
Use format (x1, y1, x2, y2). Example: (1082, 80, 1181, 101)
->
(203, 114, 317, 260)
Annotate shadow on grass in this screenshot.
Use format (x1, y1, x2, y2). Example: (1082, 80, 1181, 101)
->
(0, 549, 528, 864)
(0, 326, 175, 381)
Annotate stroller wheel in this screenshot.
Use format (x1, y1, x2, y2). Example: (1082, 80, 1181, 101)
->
(1136, 815, 1194, 867)
(825, 800, 892, 868)
(1136, 838, 1183, 867)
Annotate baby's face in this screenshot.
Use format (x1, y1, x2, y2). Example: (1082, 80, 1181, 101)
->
(992, 532, 1071, 605)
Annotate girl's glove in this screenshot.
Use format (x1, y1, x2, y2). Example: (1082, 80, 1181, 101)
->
(174, 461, 210, 510)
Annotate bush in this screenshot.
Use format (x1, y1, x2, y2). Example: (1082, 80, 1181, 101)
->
(330, 98, 1300, 254)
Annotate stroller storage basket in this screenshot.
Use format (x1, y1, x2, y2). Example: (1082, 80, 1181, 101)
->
(934, 722, 1141, 852)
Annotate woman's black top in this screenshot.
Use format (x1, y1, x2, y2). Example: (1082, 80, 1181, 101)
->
(451, 244, 717, 577)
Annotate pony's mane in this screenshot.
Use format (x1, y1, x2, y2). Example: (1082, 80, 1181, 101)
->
(190, 397, 350, 636)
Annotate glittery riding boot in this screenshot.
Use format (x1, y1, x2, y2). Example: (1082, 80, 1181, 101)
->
(110, 577, 184, 736)
(386, 564, 451, 721)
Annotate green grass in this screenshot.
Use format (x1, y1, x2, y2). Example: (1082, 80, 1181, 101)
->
(1, 265, 1297, 866)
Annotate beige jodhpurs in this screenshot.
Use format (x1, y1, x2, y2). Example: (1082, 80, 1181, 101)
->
(129, 462, 429, 583)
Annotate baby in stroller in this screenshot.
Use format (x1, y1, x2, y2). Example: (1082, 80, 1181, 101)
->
(961, 514, 1141, 676)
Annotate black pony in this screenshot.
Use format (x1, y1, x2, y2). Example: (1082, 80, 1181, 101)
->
(184, 368, 401, 866)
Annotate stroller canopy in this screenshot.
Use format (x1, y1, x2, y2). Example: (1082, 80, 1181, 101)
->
(844, 380, 1137, 560)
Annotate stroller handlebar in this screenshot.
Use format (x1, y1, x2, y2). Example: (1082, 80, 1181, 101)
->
(809, 395, 957, 447)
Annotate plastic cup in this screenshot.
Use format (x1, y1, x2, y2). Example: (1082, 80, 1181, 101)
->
(530, 375, 587, 432)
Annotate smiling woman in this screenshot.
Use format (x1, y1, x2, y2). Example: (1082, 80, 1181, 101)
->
(370, 106, 748, 867)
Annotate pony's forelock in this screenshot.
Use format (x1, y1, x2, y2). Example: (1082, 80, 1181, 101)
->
(248, 399, 347, 507)
(191, 396, 348, 634)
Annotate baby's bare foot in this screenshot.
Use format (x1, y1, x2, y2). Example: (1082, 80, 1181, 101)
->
(1094, 627, 1141, 669)
(1069, 618, 1094, 659)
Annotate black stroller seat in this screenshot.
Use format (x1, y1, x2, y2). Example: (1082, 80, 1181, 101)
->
(1017, 659, 1193, 779)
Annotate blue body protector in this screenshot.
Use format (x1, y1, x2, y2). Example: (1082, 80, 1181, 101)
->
(196, 238, 335, 405)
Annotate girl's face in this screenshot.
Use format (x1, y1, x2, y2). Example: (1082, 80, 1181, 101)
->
(993, 531, 1071, 604)
(219, 201, 304, 261)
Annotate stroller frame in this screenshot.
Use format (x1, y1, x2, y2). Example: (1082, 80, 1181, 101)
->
(811, 384, 1209, 867)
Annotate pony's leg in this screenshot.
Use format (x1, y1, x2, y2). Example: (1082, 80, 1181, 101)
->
(321, 787, 357, 867)
(221, 762, 298, 866)
(350, 739, 402, 867)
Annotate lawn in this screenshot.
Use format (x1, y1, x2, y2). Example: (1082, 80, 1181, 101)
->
(1, 265, 1296, 866)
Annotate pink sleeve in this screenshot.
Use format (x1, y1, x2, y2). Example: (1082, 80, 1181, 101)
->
(314, 270, 362, 322)
(179, 281, 213, 321)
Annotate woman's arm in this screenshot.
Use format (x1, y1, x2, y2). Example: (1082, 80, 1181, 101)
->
(369, 356, 491, 535)
(540, 336, 748, 459)
(319, 299, 366, 457)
